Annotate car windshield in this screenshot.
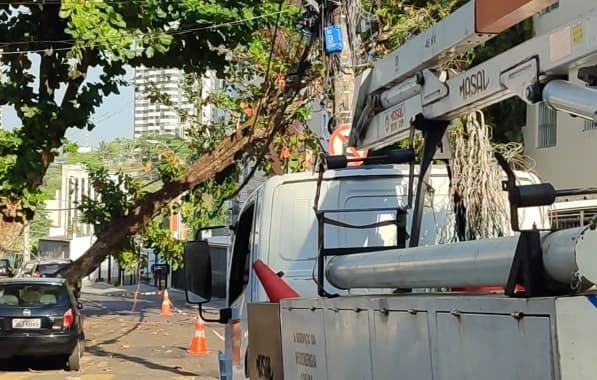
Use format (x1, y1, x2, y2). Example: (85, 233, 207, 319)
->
(0, 283, 68, 306)
(37, 263, 69, 276)
(0, 260, 9, 268)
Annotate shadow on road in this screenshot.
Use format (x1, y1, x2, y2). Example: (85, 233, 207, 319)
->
(85, 345, 198, 377)
(81, 296, 159, 317)
(0, 355, 67, 372)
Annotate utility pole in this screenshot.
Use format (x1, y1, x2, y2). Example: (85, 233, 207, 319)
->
(23, 224, 30, 262)
(331, 2, 355, 130)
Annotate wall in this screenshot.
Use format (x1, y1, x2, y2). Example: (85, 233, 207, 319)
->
(46, 164, 96, 239)
(69, 236, 96, 261)
(523, 1, 597, 189)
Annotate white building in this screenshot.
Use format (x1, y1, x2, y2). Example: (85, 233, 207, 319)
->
(523, 0, 597, 228)
(0, 50, 3, 130)
(133, 68, 223, 139)
(44, 164, 96, 261)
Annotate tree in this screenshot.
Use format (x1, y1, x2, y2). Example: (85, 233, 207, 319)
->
(58, 1, 322, 281)
(0, 0, 287, 252)
(358, 1, 534, 242)
(63, 0, 323, 277)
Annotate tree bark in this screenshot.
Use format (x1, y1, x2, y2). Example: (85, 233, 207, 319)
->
(60, 13, 319, 283)
(60, 121, 273, 282)
(0, 219, 25, 255)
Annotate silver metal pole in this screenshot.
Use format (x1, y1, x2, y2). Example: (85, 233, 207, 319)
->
(326, 226, 595, 290)
(542, 80, 597, 122)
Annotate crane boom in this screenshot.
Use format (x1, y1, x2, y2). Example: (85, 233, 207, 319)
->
(351, 0, 597, 151)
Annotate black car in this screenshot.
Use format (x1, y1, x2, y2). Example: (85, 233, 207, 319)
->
(0, 259, 14, 278)
(17, 259, 82, 298)
(0, 278, 84, 370)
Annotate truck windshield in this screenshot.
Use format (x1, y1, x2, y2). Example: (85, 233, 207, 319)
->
(229, 204, 255, 305)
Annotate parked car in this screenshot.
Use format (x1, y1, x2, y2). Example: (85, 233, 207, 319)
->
(0, 277, 84, 370)
(0, 259, 14, 278)
(16, 259, 82, 298)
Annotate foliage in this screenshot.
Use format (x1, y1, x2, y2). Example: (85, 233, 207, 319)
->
(472, 20, 534, 143)
(372, 0, 465, 53)
(29, 210, 52, 244)
(362, 0, 532, 143)
(78, 167, 146, 269)
(181, 176, 239, 232)
(33, 0, 323, 280)
(0, 0, 285, 248)
(143, 219, 184, 270)
(361, 1, 534, 243)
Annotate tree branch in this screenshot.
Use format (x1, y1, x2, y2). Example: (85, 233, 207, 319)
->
(60, 118, 273, 281)
(60, 9, 321, 283)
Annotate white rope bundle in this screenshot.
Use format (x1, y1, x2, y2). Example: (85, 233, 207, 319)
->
(445, 111, 512, 241)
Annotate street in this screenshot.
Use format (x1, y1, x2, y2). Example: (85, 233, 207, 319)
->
(0, 284, 224, 380)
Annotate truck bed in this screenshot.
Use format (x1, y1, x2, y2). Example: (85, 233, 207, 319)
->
(248, 293, 597, 380)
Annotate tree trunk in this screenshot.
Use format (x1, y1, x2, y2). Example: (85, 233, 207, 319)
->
(0, 218, 25, 256)
(60, 122, 273, 282)
(60, 15, 318, 283)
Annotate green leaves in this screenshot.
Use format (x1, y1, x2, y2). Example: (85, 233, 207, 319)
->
(144, 220, 184, 271)
(0, 0, 320, 260)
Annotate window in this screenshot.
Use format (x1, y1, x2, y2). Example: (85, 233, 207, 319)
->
(228, 204, 255, 306)
(539, 2, 559, 15)
(537, 102, 557, 148)
(550, 207, 597, 229)
(0, 283, 69, 306)
(583, 119, 597, 131)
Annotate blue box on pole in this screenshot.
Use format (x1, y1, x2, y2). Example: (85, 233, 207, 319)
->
(324, 25, 343, 53)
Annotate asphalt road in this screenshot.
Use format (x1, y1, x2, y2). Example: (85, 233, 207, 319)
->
(0, 289, 224, 379)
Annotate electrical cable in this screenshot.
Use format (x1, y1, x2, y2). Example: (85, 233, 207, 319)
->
(212, 3, 321, 210)
(0, 9, 291, 54)
(215, 1, 284, 202)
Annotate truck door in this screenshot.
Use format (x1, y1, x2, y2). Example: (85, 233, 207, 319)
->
(229, 203, 255, 307)
(228, 201, 257, 378)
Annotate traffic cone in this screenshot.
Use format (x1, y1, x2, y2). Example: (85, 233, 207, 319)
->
(160, 289, 173, 316)
(252, 259, 300, 303)
(188, 314, 208, 355)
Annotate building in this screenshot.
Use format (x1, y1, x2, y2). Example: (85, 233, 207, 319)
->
(133, 68, 223, 139)
(44, 164, 96, 261)
(0, 49, 3, 130)
(523, 0, 597, 227)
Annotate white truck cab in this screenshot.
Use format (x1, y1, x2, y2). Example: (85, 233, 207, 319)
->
(223, 163, 451, 378)
(213, 163, 547, 379)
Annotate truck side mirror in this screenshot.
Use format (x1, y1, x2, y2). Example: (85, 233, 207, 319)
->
(184, 240, 213, 304)
(183, 240, 232, 324)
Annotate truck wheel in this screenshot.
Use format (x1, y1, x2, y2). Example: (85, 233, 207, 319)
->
(67, 340, 82, 371)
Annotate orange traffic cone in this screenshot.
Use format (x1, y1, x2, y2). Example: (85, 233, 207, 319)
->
(253, 259, 300, 303)
(160, 289, 173, 316)
(188, 314, 208, 355)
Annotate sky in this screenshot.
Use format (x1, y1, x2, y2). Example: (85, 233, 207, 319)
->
(2, 62, 135, 148)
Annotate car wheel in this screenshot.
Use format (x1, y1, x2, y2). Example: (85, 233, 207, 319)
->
(67, 340, 82, 371)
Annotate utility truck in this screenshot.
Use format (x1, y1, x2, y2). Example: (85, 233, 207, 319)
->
(184, 1, 597, 379)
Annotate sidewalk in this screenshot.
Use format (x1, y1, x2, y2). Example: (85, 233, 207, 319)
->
(81, 280, 227, 309)
(81, 279, 160, 296)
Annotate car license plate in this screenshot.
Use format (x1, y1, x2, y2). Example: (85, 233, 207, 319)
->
(12, 318, 41, 329)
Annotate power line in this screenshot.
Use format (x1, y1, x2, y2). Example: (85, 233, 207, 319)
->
(0, 0, 225, 4)
(0, 9, 291, 54)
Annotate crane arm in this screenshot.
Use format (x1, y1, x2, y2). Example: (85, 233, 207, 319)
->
(350, 0, 597, 151)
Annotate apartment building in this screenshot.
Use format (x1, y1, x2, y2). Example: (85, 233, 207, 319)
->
(133, 68, 223, 139)
(43, 164, 96, 261)
(523, 0, 597, 228)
